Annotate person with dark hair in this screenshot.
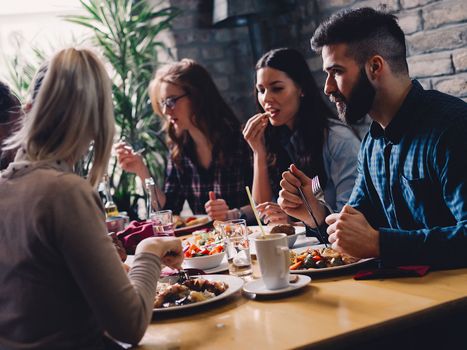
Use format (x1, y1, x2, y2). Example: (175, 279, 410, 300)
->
(0, 81, 22, 170)
(279, 8, 467, 268)
(243, 48, 360, 227)
(116, 59, 253, 220)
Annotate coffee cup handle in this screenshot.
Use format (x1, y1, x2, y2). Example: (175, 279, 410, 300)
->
(277, 246, 289, 279)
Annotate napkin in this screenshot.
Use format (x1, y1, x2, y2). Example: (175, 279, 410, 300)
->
(354, 265, 430, 280)
(116, 220, 155, 254)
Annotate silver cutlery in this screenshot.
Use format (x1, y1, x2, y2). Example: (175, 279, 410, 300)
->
(296, 186, 329, 247)
(177, 269, 190, 283)
(311, 175, 323, 197)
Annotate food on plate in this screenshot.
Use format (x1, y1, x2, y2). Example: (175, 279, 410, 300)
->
(185, 216, 210, 227)
(270, 224, 295, 236)
(290, 247, 359, 270)
(173, 215, 210, 229)
(192, 229, 222, 246)
(173, 215, 184, 228)
(183, 241, 224, 258)
(154, 277, 228, 308)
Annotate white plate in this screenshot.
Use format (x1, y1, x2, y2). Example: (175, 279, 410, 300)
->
(204, 257, 229, 273)
(153, 274, 244, 313)
(243, 275, 311, 295)
(290, 245, 374, 275)
(174, 215, 212, 235)
(181, 255, 229, 274)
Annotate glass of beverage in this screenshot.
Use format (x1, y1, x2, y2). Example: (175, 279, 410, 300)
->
(220, 219, 252, 277)
(150, 209, 175, 236)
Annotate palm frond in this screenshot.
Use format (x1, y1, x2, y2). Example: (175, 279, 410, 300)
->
(65, 0, 180, 218)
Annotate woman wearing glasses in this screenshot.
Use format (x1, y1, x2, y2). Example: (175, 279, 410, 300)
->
(116, 59, 253, 220)
(243, 48, 360, 228)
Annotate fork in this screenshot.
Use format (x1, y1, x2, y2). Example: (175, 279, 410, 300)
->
(297, 186, 329, 247)
(311, 175, 323, 197)
(177, 269, 190, 283)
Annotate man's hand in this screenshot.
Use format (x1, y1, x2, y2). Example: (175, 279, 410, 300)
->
(326, 205, 380, 258)
(278, 164, 320, 226)
(204, 191, 230, 221)
(256, 202, 290, 225)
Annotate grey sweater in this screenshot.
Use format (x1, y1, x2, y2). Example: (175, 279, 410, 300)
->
(0, 159, 161, 349)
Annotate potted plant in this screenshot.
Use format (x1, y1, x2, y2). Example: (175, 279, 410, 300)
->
(66, 0, 181, 219)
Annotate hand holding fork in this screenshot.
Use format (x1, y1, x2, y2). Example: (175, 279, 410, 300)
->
(278, 164, 328, 245)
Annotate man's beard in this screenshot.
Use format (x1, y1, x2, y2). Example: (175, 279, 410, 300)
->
(332, 68, 375, 124)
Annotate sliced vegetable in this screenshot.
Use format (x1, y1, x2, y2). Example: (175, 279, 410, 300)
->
(290, 261, 304, 270)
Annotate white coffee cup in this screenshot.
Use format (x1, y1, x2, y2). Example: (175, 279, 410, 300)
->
(254, 233, 290, 290)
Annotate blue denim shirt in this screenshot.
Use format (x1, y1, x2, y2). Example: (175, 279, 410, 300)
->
(349, 80, 467, 268)
(272, 119, 360, 212)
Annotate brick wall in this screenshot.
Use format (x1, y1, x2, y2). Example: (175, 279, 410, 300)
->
(150, 0, 467, 121)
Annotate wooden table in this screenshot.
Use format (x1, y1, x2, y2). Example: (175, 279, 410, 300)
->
(138, 264, 467, 349)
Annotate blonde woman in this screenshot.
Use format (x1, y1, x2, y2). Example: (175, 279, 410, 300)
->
(0, 48, 183, 349)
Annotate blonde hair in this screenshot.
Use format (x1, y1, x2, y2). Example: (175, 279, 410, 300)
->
(5, 48, 115, 187)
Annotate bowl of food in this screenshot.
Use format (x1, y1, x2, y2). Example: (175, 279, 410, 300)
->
(184, 252, 225, 270)
(183, 243, 225, 270)
(270, 224, 302, 248)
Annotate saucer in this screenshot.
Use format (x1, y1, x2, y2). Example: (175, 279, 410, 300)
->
(243, 275, 311, 295)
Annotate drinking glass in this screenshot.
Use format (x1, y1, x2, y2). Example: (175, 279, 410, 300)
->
(220, 219, 252, 277)
(150, 209, 175, 236)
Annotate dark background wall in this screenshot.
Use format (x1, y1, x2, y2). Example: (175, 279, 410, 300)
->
(151, 0, 467, 128)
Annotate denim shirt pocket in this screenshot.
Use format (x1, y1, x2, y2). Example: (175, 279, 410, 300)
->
(399, 174, 431, 223)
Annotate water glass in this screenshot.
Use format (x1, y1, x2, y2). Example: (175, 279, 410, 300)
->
(150, 209, 175, 236)
(220, 219, 252, 277)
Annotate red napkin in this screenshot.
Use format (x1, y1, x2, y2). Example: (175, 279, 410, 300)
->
(116, 220, 155, 254)
(354, 265, 430, 280)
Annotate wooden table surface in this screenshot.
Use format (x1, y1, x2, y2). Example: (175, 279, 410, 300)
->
(138, 262, 467, 350)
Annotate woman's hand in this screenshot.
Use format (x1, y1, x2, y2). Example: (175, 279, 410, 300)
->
(204, 191, 230, 221)
(256, 202, 290, 225)
(135, 236, 184, 270)
(115, 142, 150, 179)
(242, 113, 269, 156)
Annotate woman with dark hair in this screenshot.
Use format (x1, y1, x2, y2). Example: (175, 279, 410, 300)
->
(117, 59, 252, 220)
(243, 48, 360, 226)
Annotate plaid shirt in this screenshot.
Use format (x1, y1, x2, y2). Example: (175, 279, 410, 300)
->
(349, 80, 467, 268)
(163, 131, 253, 214)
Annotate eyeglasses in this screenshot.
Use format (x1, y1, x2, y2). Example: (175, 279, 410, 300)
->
(159, 94, 188, 111)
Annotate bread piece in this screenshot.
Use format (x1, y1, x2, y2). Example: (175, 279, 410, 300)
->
(270, 224, 295, 236)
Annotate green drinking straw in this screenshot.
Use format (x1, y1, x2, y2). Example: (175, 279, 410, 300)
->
(245, 186, 266, 238)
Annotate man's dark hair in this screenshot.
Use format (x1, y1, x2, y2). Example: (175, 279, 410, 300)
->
(311, 7, 408, 74)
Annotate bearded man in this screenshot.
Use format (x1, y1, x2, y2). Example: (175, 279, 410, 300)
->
(278, 7, 467, 268)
